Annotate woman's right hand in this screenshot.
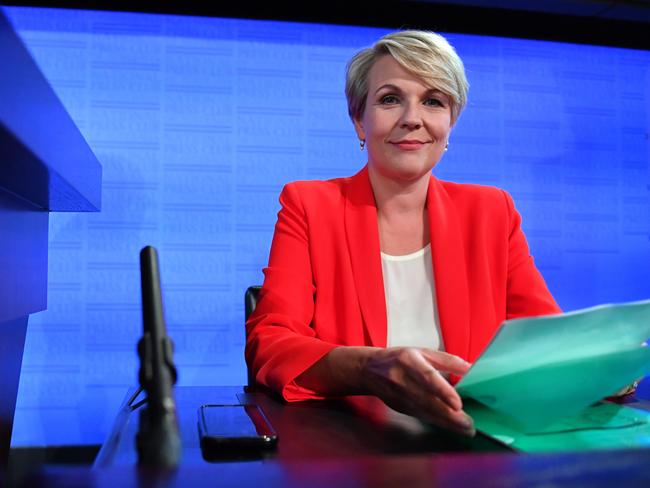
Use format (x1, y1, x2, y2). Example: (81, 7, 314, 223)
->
(296, 346, 475, 436)
(359, 347, 475, 436)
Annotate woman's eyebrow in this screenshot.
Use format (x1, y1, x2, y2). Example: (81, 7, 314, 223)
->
(374, 85, 448, 99)
(426, 89, 451, 102)
(426, 88, 447, 96)
(374, 83, 402, 95)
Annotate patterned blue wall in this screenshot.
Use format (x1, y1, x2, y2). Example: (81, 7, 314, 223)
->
(5, 6, 649, 446)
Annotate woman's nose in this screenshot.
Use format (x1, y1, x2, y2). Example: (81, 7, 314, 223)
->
(399, 103, 422, 129)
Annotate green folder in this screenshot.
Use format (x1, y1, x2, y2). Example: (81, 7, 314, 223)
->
(465, 400, 650, 452)
(455, 299, 650, 451)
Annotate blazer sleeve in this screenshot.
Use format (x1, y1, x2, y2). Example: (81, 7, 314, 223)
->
(502, 190, 562, 318)
(245, 183, 338, 401)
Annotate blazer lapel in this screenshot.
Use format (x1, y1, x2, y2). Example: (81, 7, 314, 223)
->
(344, 167, 387, 347)
(427, 176, 471, 360)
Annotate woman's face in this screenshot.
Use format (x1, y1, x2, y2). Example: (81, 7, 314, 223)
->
(354, 55, 452, 183)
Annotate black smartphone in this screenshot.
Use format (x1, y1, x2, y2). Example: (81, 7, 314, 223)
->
(197, 404, 278, 460)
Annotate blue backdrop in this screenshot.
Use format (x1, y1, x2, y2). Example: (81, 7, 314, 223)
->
(5, 6, 649, 446)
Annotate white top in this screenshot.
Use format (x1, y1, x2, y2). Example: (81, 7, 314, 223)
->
(381, 244, 444, 351)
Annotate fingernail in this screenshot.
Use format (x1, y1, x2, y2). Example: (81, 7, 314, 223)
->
(461, 416, 474, 429)
(454, 423, 475, 437)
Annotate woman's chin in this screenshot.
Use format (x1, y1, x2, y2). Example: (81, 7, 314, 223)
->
(372, 164, 437, 184)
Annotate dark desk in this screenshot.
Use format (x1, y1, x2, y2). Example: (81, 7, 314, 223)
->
(24, 385, 650, 487)
(96, 386, 505, 467)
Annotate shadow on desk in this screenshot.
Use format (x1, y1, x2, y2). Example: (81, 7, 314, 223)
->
(240, 388, 504, 458)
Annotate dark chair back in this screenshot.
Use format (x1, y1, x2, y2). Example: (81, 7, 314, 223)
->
(244, 286, 262, 386)
(245, 286, 261, 322)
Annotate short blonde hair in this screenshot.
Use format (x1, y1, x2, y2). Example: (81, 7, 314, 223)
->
(345, 30, 469, 125)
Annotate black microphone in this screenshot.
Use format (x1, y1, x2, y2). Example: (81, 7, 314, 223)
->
(136, 245, 181, 468)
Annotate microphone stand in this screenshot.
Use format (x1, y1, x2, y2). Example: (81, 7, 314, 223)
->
(135, 246, 181, 468)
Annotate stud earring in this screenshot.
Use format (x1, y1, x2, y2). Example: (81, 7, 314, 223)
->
(444, 141, 449, 151)
(360, 139, 366, 151)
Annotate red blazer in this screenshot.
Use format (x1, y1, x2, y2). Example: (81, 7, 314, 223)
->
(245, 166, 561, 401)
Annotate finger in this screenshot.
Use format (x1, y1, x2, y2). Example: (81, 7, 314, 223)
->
(425, 397, 475, 436)
(431, 412, 476, 437)
(412, 395, 475, 436)
(406, 354, 464, 411)
(378, 376, 475, 436)
(420, 350, 471, 376)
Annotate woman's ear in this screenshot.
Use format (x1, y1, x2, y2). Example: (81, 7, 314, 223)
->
(353, 117, 366, 142)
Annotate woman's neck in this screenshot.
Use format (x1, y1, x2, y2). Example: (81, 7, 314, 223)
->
(368, 166, 431, 255)
(368, 165, 430, 215)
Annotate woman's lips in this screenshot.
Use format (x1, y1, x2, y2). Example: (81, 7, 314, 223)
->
(390, 140, 428, 151)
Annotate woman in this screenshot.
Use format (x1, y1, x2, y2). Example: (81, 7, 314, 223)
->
(245, 30, 561, 437)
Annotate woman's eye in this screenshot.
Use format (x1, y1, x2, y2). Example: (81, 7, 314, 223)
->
(380, 95, 399, 104)
(424, 98, 443, 107)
